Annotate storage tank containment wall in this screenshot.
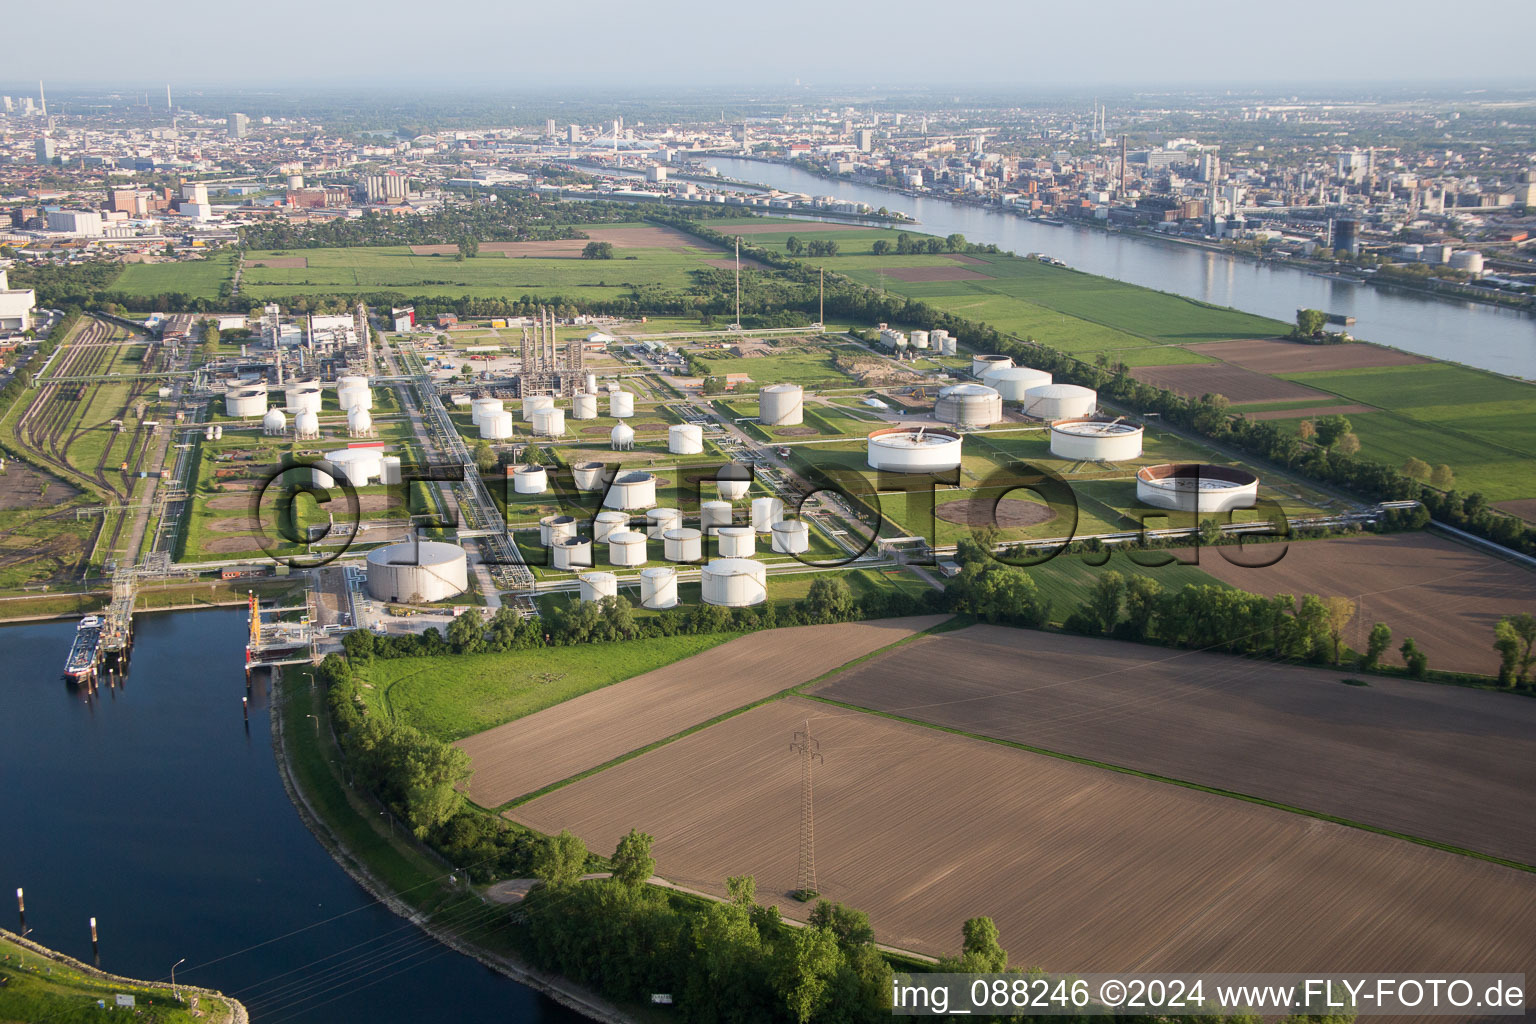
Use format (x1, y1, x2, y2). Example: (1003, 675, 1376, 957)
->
(1135, 464, 1259, 514)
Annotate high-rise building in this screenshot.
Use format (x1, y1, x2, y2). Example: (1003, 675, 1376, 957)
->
(856, 129, 873, 152)
(545, 118, 555, 139)
(566, 124, 580, 144)
(34, 137, 56, 163)
(228, 112, 250, 138)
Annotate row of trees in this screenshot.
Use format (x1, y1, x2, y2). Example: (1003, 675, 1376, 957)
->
(784, 236, 838, 257)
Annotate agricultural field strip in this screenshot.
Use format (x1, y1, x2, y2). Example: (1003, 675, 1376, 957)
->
(456, 616, 950, 807)
(510, 695, 1536, 967)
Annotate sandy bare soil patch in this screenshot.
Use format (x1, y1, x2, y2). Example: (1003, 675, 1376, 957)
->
(208, 516, 261, 532)
(1244, 403, 1378, 420)
(1189, 338, 1426, 374)
(0, 464, 80, 510)
(246, 256, 308, 269)
(457, 616, 948, 806)
(885, 266, 992, 283)
(814, 623, 1536, 864)
(511, 695, 1536, 966)
(721, 222, 878, 235)
(1495, 498, 1536, 523)
(202, 535, 262, 554)
(1131, 362, 1333, 404)
(935, 496, 1056, 528)
(1190, 532, 1536, 676)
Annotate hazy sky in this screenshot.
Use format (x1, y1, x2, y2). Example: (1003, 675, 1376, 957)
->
(7, 0, 1536, 89)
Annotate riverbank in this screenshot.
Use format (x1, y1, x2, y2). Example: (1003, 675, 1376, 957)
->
(1, 928, 247, 1024)
(0, 578, 303, 623)
(269, 666, 635, 1024)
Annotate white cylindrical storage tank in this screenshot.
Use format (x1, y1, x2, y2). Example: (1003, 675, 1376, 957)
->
(572, 393, 598, 420)
(584, 372, 598, 396)
(295, 409, 320, 439)
(717, 465, 752, 501)
(663, 527, 703, 563)
(640, 566, 678, 609)
(572, 461, 607, 491)
(717, 526, 755, 557)
(471, 397, 504, 426)
(1049, 417, 1145, 462)
(982, 365, 1053, 401)
(770, 519, 810, 554)
(1136, 464, 1259, 514)
(866, 426, 965, 473)
(934, 383, 1003, 429)
(285, 384, 323, 414)
(610, 421, 635, 450)
(337, 375, 372, 411)
(668, 423, 704, 454)
(751, 496, 783, 533)
(700, 500, 733, 531)
(323, 448, 383, 485)
(205, 426, 215, 441)
(337, 374, 368, 392)
(602, 470, 657, 510)
(381, 455, 402, 485)
(513, 464, 548, 494)
(701, 558, 767, 607)
(213, 425, 223, 440)
(311, 465, 334, 488)
(262, 407, 287, 434)
(758, 384, 804, 426)
(609, 391, 634, 418)
(944, 336, 958, 355)
(540, 514, 578, 545)
(910, 329, 930, 350)
(480, 409, 514, 439)
(608, 531, 648, 567)
(225, 387, 267, 417)
(1449, 249, 1484, 275)
(522, 394, 555, 421)
(931, 329, 951, 352)
(532, 407, 565, 437)
(347, 405, 373, 435)
(366, 540, 468, 603)
(972, 354, 1012, 378)
(578, 571, 618, 602)
(1024, 383, 1097, 421)
(551, 536, 593, 570)
(594, 510, 630, 542)
(646, 507, 682, 539)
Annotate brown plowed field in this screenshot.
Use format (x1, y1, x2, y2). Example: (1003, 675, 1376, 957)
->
(1188, 338, 1426, 373)
(457, 615, 949, 806)
(1188, 533, 1536, 676)
(885, 266, 992, 283)
(1130, 363, 1333, 404)
(1244, 402, 1377, 421)
(813, 623, 1536, 864)
(935, 496, 1055, 528)
(1496, 498, 1536, 523)
(943, 253, 989, 265)
(510, 696, 1536, 967)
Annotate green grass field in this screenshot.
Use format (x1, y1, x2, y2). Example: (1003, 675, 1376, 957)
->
(0, 934, 240, 1024)
(356, 633, 737, 741)
(112, 252, 237, 300)
(1022, 551, 1225, 621)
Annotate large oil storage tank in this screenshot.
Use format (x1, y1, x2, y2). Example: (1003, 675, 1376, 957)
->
(513, 464, 548, 494)
(540, 514, 578, 545)
(611, 422, 635, 450)
(609, 391, 635, 418)
(1136, 464, 1259, 514)
(771, 520, 810, 554)
(608, 531, 648, 567)
(1023, 383, 1096, 421)
(934, 383, 1003, 428)
(594, 510, 630, 542)
(480, 410, 514, 439)
(910, 330, 930, 350)
(262, 407, 287, 435)
(381, 455, 402, 485)
(551, 536, 593, 570)
(1049, 417, 1145, 462)
(972, 354, 1012, 378)
(701, 558, 767, 607)
(751, 496, 783, 533)
(669, 423, 704, 454)
(758, 384, 804, 426)
(294, 409, 320, 439)
(717, 465, 752, 501)
(347, 405, 373, 436)
(366, 540, 468, 603)
(931, 329, 952, 355)
(572, 393, 598, 420)
(585, 372, 598, 396)
(717, 526, 755, 557)
(285, 383, 323, 414)
(321, 448, 383, 485)
(982, 365, 1053, 401)
(866, 426, 964, 473)
(470, 397, 504, 426)
(225, 385, 267, 418)
(603, 470, 657, 510)
(578, 571, 618, 603)
(522, 394, 555, 421)
(336, 375, 372, 411)
(532, 407, 565, 437)
(572, 461, 607, 491)
(646, 507, 682, 538)
(640, 566, 678, 609)
(663, 527, 702, 563)
(700, 500, 733, 531)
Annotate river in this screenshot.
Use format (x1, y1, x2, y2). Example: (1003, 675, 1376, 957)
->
(0, 610, 584, 1024)
(703, 156, 1536, 379)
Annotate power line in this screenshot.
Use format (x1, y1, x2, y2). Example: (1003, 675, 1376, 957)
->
(790, 720, 823, 897)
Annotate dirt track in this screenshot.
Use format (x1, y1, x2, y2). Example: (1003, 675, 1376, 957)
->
(511, 695, 1536, 967)
(812, 622, 1536, 864)
(457, 616, 949, 806)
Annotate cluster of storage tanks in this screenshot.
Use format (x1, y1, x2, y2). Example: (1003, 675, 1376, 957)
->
(237, 378, 376, 440)
(307, 448, 404, 488)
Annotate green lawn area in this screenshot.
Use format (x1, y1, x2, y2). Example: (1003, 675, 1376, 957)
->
(112, 251, 238, 300)
(355, 633, 737, 741)
(689, 340, 862, 384)
(0, 934, 240, 1024)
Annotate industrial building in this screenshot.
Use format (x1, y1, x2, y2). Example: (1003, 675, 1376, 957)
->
(0, 268, 36, 332)
(365, 539, 468, 604)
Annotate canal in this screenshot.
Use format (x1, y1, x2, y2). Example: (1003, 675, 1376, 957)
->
(704, 156, 1536, 379)
(0, 609, 584, 1023)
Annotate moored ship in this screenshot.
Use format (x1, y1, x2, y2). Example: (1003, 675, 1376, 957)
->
(63, 615, 104, 681)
